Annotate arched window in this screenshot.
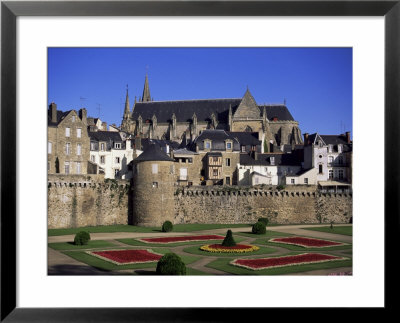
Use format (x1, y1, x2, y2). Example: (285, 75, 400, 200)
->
(245, 125, 253, 132)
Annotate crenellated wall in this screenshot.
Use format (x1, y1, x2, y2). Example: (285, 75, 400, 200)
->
(48, 175, 131, 229)
(48, 177, 352, 228)
(174, 186, 352, 225)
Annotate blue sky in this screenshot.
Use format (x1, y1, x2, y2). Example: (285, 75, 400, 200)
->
(48, 47, 352, 136)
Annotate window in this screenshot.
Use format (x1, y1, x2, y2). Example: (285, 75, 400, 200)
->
(304, 178, 308, 184)
(291, 179, 295, 184)
(100, 156, 105, 164)
(180, 168, 188, 180)
(77, 143, 81, 156)
(319, 164, 323, 174)
(329, 170, 334, 179)
(226, 142, 232, 150)
(64, 162, 70, 174)
(152, 182, 158, 188)
(319, 155, 322, 159)
(65, 143, 71, 155)
(115, 157, 120, 164)
(100, 143, 105, 151)
(48, 142, 52, 154)
(91, 155, 96, 163)
(328, 145, 333, 153)
(115, 143, 121, 149)
(152, 163, 158, 174)
(205, 141, 211, 149)
(90, 142, 96, 150)
(338, 144, 343, 153)
(270, 157, 275, 165)
(338, 169, 344, 179)
(225, 158, 230, 167)
(71, 115, 75, 122)
(213, 157, 218, 163)
(77, 128, 81, 138)
(241, 145, 246, 153)
(76, 162, 81, 174)
(48, 162, 50, 172)
(328, 156, 334, 165)
(226, 177, 231, 185)
(115, 169, 120, 177)
(188, 158, 193, 164)
(213, 169, 218, 177)
(65, 127, 70, 137)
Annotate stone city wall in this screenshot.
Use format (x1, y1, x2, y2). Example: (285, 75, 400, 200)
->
(48, 175, 131, 229)
(174, 186, 352, 225)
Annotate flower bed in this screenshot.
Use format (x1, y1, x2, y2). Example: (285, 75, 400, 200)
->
(87, 249, 163, 265)
(231, 253, 346, 270)
(269, 236, 346, 248)
(200, 244, 260, 253)
(138, 235, 224, 244)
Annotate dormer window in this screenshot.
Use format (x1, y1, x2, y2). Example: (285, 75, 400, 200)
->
(205, 141, 211, 149)
(328, 144, 333, 153)
(338, 144, 343, 153)
(226, 142, 232, 150)
(115, 143, 121, 149)
(270, 157, 275, 165)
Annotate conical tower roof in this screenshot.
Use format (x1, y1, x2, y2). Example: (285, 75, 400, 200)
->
(123, 87, 130, 118)
(134, 143, 174, 162)
(142, 74, 151, 102)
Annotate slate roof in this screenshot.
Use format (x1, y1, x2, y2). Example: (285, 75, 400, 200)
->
(89, 131, 123, 142)
(133, 143, 174, 162)
(140, 138, 180, 151)
(48, 109, 71, 126)
(228, 132, 260, 146)
(308, 133, 352, 152)
(240, 153, 302, 166)
(193, 130, 240, 151)
(131, 99, 295, 123)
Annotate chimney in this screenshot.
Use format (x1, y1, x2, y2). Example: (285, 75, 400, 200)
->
(50, 102, 57, 123)
(345, 131, 351, 143)
(102, 122, 107, 131)
(303, 133, 309, 146)
(135, 137, 142, 150)
(79, 108, 87, 125)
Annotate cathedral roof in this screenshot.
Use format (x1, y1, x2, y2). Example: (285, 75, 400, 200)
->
(131, 99, 295, 124)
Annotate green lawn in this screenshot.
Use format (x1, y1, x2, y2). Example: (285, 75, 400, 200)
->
(48, 223, 252, 236)
(48, 240, 117, 250)
(117, 235, 246, 248)
(62, 248, 200, 271)
(206, 252, 352, 275)
(182, 244, 277, 257)
(302, 226, 353, 236)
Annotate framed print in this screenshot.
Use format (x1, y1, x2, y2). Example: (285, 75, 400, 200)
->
(1, 0, 399, 321)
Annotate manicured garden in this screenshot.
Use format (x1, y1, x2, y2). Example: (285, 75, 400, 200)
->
(302, 225, 353, 236)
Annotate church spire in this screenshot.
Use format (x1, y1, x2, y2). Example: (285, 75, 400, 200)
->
(123, 85, 130, 119)
(141, 73, 151, 102)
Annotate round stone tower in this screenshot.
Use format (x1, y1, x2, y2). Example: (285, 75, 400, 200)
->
(132, 144, 175, 227)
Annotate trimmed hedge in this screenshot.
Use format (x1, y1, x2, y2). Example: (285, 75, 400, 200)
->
(252, 221, 267, 235)
(162, 220, 173, 232)
(221, 230, 236, 247)
(74, 231, 91, 245)
(156, 253, 186, 275)
(257, 218, 269, 226)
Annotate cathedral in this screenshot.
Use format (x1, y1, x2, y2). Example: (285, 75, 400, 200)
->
(121, 75, 303, 147)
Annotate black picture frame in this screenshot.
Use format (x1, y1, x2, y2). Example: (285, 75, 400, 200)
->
(1, 1, 398, 321)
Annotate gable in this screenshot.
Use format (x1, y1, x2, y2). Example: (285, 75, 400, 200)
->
(233, 89, 261, 119)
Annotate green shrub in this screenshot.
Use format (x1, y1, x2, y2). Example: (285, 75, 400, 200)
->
(257, 217, 269, 226)
(73, 231, 91, 245)
(252, 221, 267, 234)
(221, 230, 236, 247)
(156, 253, 186, 275)
(162, 220, 173, 232)
(277, 185, 285, 191)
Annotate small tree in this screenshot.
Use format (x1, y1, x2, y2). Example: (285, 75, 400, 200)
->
(162, 220, 173, 232)
(258, 218, 269, 226)
(252, 221, 267, 234)
(74, 231, 91, 245)
(156, 253, 186, 275)
(221, 230, 236, 247)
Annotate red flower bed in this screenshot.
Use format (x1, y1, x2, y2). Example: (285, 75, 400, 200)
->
(269, 236, 345, 248)
(88, 249, 162, 265)
(139, 235, 224, 244)
(231, 253, 346, 270)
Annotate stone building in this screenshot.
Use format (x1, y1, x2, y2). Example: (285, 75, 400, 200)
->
(131, 144, 175, 227)
(120, 76, 303, 147)
(47, 103, 90, 175)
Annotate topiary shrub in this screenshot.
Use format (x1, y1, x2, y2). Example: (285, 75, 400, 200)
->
(221, 229, 236, 247)
(74, 231, 91, 245)
(258, 217, 269, 226)
(162, 220, 173, 232)
(156, 253, 186, 275)
(252, 221, 267, 235)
